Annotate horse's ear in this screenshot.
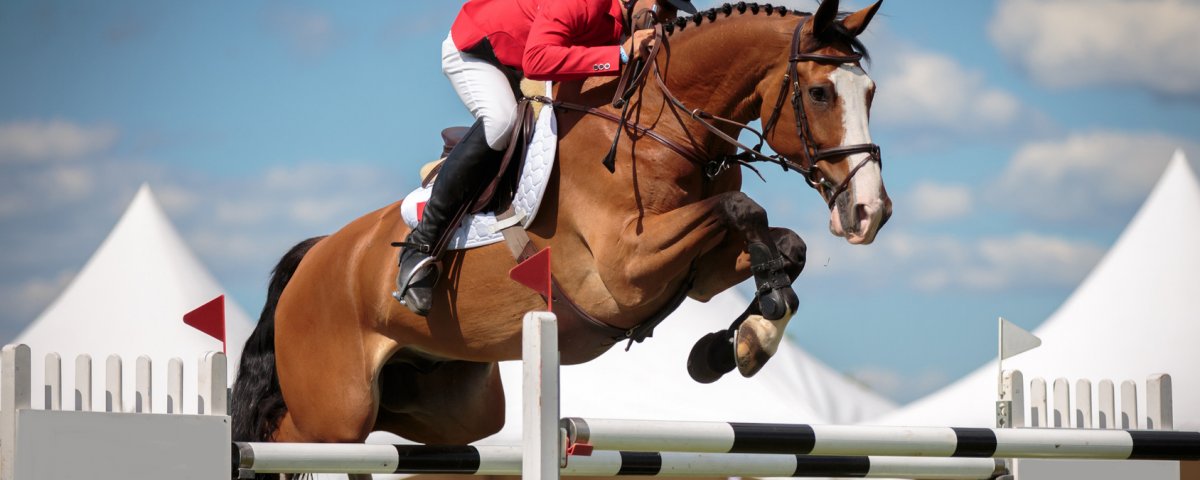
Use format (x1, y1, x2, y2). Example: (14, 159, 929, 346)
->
(812, 0, 841, 38)
(841, 1, 882, 37)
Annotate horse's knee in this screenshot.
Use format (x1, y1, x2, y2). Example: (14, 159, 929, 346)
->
(274, 408, 376, 443)
(321, 413, 377, 443)
(278, 368, 379, 442)
(716, 191, 768, 229)
(773, 229, 807, 280)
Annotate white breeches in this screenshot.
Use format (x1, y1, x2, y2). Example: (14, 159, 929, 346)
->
(442, 33, 518, 150)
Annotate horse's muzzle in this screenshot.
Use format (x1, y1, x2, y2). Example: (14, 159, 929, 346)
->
(830, 194, 890, 245)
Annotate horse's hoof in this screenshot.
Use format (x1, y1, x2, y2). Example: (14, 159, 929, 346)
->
(757, 285, 798, 321)
(734, 313, 785, 378)
(687, 330, 736, 384)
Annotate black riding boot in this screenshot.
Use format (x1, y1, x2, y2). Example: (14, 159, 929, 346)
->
(393, 120, 503, 315)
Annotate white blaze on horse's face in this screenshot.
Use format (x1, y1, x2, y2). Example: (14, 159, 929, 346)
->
(827, 64, 889, 245)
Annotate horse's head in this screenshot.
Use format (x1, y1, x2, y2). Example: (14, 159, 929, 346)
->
(760, 0, 891, 245)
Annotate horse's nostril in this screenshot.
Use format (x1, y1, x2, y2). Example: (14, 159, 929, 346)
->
(855, 204, 869, 225)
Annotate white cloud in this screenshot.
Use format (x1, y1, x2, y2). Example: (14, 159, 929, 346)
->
(263, 163, 384, 192)
(0, 164, 103, 217)
(967, 233, 1104, 290)
(152, 183, 201, 215)
(46, 165, 94, 198)
(894, 232, 1103, 292)
(0, 143, 407, 333)
(0, 121, 118, 162)
(214, 200, 272, 225)
(991, 131, 1199, 222)
(289, 198, 364, 225)
(872, 48, 1037, 134)
(169, 162, 404, 266)
(803, 228, 1102, 292)
(908, 181, 973, 222)
(989, 0, 1200, 96)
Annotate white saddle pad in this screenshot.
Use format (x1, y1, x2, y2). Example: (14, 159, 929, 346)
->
(401, 83, 557, 250)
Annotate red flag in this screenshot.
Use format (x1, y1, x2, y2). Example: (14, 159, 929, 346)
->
(509, 247, 552, 312)
(184, 295, 227, 354)
(416, 201, 427, 222)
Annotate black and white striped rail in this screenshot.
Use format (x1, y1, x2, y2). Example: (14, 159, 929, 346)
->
(232, 443, 1005, 478)
(563, 418, 1200, 461)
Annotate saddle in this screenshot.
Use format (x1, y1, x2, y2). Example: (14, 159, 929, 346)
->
(402, 82, 556, 251)
(417, 127, 468, 188)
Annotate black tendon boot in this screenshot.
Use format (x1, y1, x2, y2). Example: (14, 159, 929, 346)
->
(393, 120, 503, 315)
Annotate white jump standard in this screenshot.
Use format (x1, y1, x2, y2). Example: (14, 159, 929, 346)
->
(563, 417, 1200, 461)
(231, 443, 1006, 478)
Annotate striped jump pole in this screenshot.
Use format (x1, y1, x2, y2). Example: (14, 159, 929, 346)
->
(231, 443, 1005, 478)
(563, 417, 1200, 461)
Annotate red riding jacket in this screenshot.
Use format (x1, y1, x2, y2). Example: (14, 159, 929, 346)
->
(450, 0, 626, 81)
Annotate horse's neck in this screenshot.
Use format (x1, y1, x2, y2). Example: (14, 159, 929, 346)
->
(650, 15, 791, 125)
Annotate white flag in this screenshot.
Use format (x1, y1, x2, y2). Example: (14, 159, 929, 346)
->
(1000, 317, 1041, 360)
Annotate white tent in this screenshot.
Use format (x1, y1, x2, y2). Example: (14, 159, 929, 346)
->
(876, 150, 1200, 430)
(12, 184, 256, 414)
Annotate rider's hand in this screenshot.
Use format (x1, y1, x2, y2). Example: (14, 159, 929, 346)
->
(621, 29, 656, 62)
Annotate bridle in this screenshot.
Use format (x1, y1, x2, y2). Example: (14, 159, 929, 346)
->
(535, 12, 882, 208)
(761, 17, 882, 206)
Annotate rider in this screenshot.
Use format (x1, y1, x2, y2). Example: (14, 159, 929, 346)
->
(394, 0, 698, 315)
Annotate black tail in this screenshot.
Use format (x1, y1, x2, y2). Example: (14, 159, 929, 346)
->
(230, 236, 325, 443)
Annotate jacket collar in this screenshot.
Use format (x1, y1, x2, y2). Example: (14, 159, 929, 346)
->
(610, 0, 626, 36)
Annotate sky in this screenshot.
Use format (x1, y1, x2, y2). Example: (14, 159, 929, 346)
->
(1, 0, 1198, 404)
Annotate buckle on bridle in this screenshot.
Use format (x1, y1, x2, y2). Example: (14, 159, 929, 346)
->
(705, 158, 728, 178)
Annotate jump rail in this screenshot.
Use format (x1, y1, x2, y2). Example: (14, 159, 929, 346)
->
(561, 417, 1200, 461)
(232, 443, 1006, 478)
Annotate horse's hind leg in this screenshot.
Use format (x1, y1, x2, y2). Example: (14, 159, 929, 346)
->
(373, 360, 505, 445)
(272, 323, 390, 443)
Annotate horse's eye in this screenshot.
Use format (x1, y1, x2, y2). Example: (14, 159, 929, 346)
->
(809, 86, 829, 104)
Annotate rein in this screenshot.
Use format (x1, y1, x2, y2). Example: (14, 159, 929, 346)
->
(530, 14, 883, 208)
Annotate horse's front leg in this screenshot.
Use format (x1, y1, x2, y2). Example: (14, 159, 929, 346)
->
(707, 193, 801, 321)
(687, 226, 807, 382)
(597, 192, 788, 305)
(598, 191, 799, 369)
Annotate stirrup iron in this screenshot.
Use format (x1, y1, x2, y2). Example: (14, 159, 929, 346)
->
(391, 255, 441, 305)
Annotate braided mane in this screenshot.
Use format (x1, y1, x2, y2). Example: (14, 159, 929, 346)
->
(663, 2, 870, 62)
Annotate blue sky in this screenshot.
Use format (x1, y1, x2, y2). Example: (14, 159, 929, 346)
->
(1, 0, 1197, 403)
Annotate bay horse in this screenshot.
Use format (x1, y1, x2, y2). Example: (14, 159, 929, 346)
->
(232, 0, 890, 449)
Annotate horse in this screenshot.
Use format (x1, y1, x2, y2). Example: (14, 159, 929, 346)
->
(231, 0, 890, 450)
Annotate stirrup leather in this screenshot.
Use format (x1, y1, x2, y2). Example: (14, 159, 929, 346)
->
(390, 241, 432, 254)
